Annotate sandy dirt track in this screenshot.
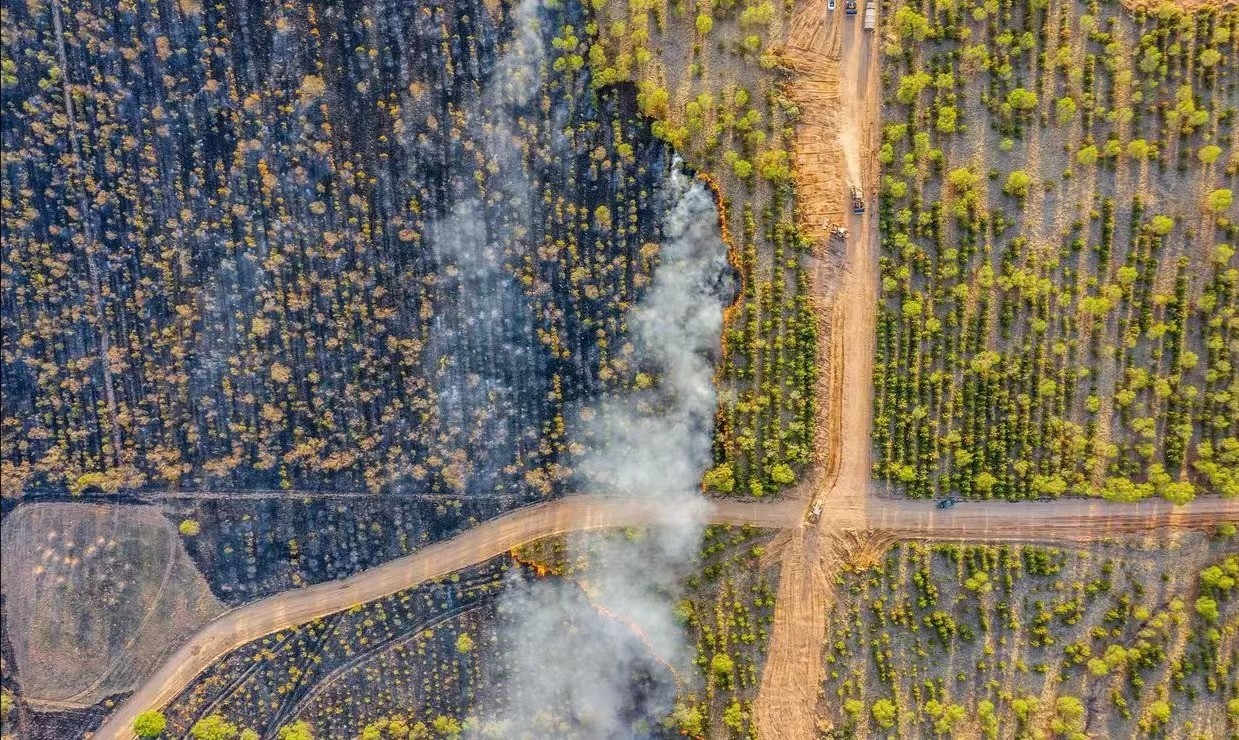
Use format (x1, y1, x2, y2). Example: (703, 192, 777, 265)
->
(92, 491, 1239, 739)
(91, 495, 795, 739)
(753, 1, 880, 735)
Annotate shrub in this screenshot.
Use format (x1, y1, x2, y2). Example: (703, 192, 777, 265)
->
(1196, 596, 1219, 622)
(1205, 189, 1233, 214)
(871, 698, 897, 728)
(1004, 170, 1033, 198)
(191, 715, 239, 740)
(276, 722, 314, 740)
(703, 464, 735, 493)
(1126, 139, 1152, 159)
(1055, 96, 1077, 123)
(134, 711, 167, 738)
(1148, 215, 1175, 235)
(1006, 87, 1038, 112)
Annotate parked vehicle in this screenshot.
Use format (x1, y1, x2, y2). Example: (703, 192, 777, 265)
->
(807, 502, 823, 523)
(851, 186, 865, 214)
(863, 0, 876, 29)
(828, 0, 836, 11)
(845, 0, 857, 15)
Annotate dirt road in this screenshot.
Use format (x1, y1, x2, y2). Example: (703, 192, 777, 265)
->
(754, 3, 881, 736)
(94, 491, 1236, 739)
(92, 495, 796, 739)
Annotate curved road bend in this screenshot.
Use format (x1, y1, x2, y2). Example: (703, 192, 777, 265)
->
(94, 495, 799, 740)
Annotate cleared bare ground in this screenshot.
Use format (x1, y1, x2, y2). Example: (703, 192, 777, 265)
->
(0, 503, 223, 707)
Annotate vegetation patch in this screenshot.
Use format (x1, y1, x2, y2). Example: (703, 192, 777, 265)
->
(871, 0, 1238, 500)
(671, 524, 779, 739)
(585, 0, 823, 496)
(168, 495, 517, 604)
(159, 560, 513, 739)
(1, 0, 677, 500)
(819, 530, 1238, 738)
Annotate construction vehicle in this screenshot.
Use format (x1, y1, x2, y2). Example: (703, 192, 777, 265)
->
(863, 0, 876, 30)
(844, 0, 857, 15)
(807, 501, 823, 523)
(851, 186, 865, 214)
(936, 497, 959, 510)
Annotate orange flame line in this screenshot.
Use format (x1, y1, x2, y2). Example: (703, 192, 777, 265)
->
(509, 548, 552, 577)
(579, 586, 685, 690)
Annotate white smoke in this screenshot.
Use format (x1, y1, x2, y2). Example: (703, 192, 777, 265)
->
(486, 167, 732, 738)
(417, 0, 732, 730)
(421, 0, 551, 493)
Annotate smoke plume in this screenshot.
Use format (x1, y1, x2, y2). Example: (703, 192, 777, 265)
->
(419, 0, 733, 730)
(487, 166, 733, 737)
(421, 0, 551, 494)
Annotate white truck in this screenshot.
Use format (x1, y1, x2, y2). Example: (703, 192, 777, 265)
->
(863, 0, 876, 30)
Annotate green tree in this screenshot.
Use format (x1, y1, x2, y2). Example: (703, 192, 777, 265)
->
(892, 6, 929, 40)
(770, 464, 795, 486)
(1146, 700, 1171, 728)
(669, 702, 704, 735)
(695, 13, 713, 34)
(1196, 596, 1220, 622)
(947, 167, 976, 192)
(1006, 87, 1038, 112)
(723, 700, 745, 731)
(1149, 215, 1175, 235)
(431, 716, 461, 738)
(134, 711, 167, 738)
(1162, 481, 1196, 505)
(703, 463, 735, 493)
(456, 632, 474, 654)
(937, 106, 958, 133)
(277, 721, 314, 740)
(1055, 96, 1077, 124)
(895, 72, 931, 104)
(871, 698, 897, 728)
(843, 698, 864, 719)
(191, 715, 239, 740)
(1004, 170, 1033, 198)
(1051, 696, 1086, 737)
(1126, 139, 1152, 160)
(1206, 189, 1233, 214)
